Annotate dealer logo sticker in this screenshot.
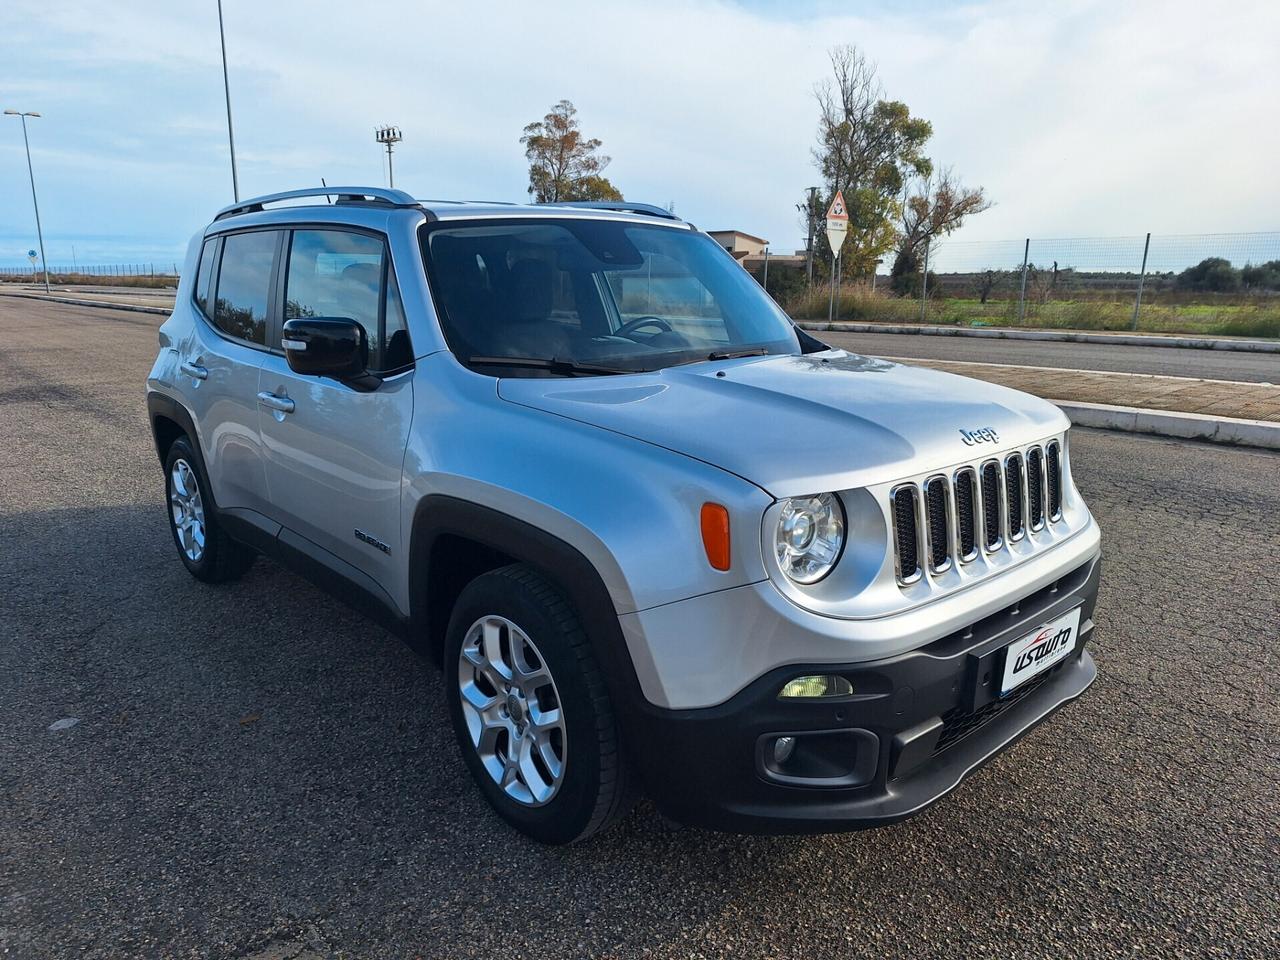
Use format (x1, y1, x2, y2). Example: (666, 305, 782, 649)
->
(1000, 607, 1082, 695)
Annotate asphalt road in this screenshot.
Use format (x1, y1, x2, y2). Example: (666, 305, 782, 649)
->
(819, 329, 1280, 382)
(2, 299, 1278, 959)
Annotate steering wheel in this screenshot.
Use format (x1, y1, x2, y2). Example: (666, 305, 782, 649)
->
(615, 315, 673, 339)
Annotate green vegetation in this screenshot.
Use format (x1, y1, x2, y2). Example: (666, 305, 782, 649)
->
(786, 284, 1280, 339)
(0, 272, 176, 289)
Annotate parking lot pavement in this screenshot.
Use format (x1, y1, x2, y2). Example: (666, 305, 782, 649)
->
(2, 298, 1278, 959)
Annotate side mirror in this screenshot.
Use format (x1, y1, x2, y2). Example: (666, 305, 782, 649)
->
(281, 317, 374, 385)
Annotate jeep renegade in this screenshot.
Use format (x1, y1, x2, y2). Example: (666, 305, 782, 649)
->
(146, 187, 1101, 844)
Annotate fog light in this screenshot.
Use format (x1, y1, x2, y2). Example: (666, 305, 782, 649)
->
(778, 675, 853, 699)
(772, 736, 796, 765)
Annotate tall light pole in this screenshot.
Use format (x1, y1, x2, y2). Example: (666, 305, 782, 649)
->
(375, 126, 402, 188)
(216, 0, 240, 201)
(4, 109, 50, 293)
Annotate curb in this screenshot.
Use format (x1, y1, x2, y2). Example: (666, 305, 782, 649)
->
(0, 291, 171, 316)
(1052, 400, 1280, 451)
(800, 321, 1280, 354)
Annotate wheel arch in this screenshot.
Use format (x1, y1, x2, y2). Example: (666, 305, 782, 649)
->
(146, 391, 201, 467)
(408, 495, 647, 713)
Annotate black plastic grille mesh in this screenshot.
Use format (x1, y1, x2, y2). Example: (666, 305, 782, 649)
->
(892, 488, 919, 579)
(1026, 448, 1044, 528)
(924, 478, 949, 569)
(1047, 442, 1062, 518)
(933, 669, 1054, 756)
(954, 469, 976, 558)
(1005, 455, 1024, 538)
(981, 462, 1001, 547)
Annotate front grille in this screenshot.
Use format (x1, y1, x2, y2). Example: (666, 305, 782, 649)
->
(891, 485, 921, 583)
(888, 435, 1068, 586)
(933, 668, 1055, 756)
(1026, 446, 1044, 530)
(1046, 440, 1063, 519)
(981, 461, 1001, 549)
(954, 468, 978, 561)
(1005, 453, 1025, 540)
(924, 477, 950, 572)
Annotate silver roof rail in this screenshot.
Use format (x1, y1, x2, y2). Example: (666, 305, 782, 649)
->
(537, 200, 681, 221)
(214, 186, 418, 221)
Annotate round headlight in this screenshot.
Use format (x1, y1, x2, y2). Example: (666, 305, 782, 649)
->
(775, 493, 845, 584)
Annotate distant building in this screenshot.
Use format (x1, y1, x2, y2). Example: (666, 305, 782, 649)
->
(708, 230, 769, 261)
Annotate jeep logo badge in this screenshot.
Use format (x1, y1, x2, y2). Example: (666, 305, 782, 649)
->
(959, 427, 999, 446)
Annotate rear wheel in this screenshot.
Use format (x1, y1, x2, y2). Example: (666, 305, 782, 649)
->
(164, 437, 254, 583)
(444, 564, 633, 844)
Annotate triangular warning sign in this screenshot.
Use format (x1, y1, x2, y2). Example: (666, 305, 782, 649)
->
(826, 190, 847, 221)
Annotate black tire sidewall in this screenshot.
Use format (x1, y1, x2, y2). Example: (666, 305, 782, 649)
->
(444, 569, 608, 845)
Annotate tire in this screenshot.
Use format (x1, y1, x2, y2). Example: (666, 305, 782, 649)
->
(444, 563, 634, 844)
(163, 436, 255, 583)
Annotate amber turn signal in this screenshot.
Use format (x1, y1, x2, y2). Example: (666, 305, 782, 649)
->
(700, 502, 731, 571)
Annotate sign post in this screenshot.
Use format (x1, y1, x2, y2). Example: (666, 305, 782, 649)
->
(27, 249, 38, 281)
(825, 191, 848, 322)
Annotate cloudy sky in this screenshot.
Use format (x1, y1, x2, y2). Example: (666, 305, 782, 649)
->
(2, 0, 1277, 268)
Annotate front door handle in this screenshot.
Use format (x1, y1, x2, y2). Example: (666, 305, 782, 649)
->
(256, 391, 296, 414)
(179, 361, 208, 380)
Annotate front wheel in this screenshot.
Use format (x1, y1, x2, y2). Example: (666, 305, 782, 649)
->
(444, 564, 634, 844)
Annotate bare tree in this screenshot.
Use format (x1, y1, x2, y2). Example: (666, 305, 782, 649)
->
(890, 168, 991, 293)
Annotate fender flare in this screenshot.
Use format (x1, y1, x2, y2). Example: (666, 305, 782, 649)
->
(408, 494, 648, 721)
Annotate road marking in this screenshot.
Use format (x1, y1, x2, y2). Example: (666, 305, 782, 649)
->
(872, 354, 1273, 388)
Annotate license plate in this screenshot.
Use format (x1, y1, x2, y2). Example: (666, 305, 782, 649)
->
(1000, 607, 1082, 695)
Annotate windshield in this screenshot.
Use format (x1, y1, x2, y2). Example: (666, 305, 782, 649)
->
(421, 218, 800, 375)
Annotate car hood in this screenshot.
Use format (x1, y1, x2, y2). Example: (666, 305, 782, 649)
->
(496, 350, 1071, 497)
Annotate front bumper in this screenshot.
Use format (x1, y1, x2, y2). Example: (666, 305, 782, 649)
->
(624, 552, 1100, 834)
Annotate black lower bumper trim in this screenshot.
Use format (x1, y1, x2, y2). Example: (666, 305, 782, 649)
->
(621, 551, 1101, 834)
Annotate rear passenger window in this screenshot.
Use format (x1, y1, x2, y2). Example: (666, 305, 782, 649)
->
(194, 238, 217, 318)
(213, 231, 277, 345)
(285, 229, 412, 373)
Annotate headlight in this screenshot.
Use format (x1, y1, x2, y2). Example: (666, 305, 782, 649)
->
(774, 493, 845, 584)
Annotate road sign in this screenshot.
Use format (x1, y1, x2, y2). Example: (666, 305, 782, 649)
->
(825, 191, 848, 257)
(27, 249, 37, 263)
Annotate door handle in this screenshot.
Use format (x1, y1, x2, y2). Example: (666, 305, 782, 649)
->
(256, 391, 296, 414)
(179, 361, 208, 380)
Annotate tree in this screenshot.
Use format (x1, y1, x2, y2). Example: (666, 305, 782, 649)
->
(1242, 260, 1280, 291)
(812, 46, 932, 276)
(1177, 257, 1241, 293)
(520, 100, 622, 203)
(890, 168, 991, 294)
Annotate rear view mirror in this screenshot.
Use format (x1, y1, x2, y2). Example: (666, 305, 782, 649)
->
(282, 317, 374, 386)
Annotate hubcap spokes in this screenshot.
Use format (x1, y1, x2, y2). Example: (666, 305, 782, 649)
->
(458, 615, 566, 806)
(169, 459, 206, 562)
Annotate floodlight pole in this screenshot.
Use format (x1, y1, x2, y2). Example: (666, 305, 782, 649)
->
(375, 126, 403, 188)
(5, 110, 50, 292)
(217, 0, 240, 201)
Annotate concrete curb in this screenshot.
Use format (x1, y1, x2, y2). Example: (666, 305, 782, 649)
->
(0, 291, 171, 316)
(1052, 400, 1280, 451)
(800, 321, 1280, 354)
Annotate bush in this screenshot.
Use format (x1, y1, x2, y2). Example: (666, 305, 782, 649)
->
(1177, 257, 1241, 293)
(1242, 260, 1280, 291)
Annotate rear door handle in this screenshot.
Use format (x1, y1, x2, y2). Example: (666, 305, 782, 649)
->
(256, 391, 295, 414)
(179, 361, 208, 380)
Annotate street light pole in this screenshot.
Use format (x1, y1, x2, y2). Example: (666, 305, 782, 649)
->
(216, 0, 240, 201)
(4, 109, 50, 292)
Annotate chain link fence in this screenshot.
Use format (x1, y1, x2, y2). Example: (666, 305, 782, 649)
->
(0, 263, 180, 280)
(782, 231, 1280, 338)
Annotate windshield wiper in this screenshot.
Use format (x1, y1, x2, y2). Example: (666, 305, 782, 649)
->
(467, 355, 634, 376)
(706, 347, 771, 361)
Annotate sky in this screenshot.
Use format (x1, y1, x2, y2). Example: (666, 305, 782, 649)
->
(2, 0, 1278, 269)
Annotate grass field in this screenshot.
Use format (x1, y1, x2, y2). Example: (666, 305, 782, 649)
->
(787, 286, 1280, 338)
(0, 273, 177, 290)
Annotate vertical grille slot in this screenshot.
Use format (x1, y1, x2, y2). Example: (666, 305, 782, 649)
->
(953, 467, 978, 562)
(1005, 453, 1025, 540)
(1026, 446, 1045, 530)
(890, 484, 922, 584)
(1046, 440, 1063, 520)
(980, 460, 1002, 550)
(923, 476, 951, 573)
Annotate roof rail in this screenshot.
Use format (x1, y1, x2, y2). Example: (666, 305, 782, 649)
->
(537, 200, 681, 221)
(214, 186, 418, 221)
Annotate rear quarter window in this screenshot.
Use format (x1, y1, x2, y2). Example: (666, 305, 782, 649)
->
(194, 238, 217, 319)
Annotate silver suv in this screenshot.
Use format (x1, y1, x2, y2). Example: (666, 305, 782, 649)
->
(146, 187, 1101, 844)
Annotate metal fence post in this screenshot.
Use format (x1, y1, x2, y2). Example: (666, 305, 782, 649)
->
(1131, 232, 1151, 331)
(919, 240, 930, 322)
(1017, 238, 1030, 324)
(762, 247, 769, 294)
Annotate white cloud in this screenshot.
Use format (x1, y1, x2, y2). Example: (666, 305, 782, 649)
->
(1, 0, 1277, 265)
